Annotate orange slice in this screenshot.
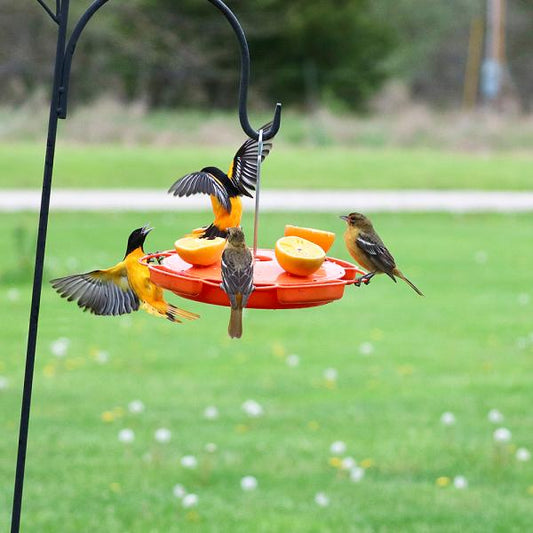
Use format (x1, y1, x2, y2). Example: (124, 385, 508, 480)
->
(275, 236, 326, 277)
(175, 236, 226, 266)
(284, 225, 335, 252)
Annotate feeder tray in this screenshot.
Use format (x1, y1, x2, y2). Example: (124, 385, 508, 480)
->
(142, 249, 363, 309)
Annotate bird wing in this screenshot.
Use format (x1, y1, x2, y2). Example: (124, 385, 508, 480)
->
(228, 122, 274, 197)
(168, 171, 231, 212)
(220, 248, 254, 308)
(50, 263, 140, 316)
(356, 232, 397, 275)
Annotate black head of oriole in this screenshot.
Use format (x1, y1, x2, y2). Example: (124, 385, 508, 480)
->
(220, 226, 254, 338)
(51, 225, 200, 321)
(168, 124, 274, 239)
(340, 212, 423, 296)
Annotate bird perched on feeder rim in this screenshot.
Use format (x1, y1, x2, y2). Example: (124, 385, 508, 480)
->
(220, 227, 255, 339)
(50, 225, 200, 322)
(168, 124, 274, 239)
(340, 212, 423, 296)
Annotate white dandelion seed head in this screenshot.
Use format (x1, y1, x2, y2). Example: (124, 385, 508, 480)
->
(488, 409, 504, 424)
(205, 442, 217, 453)
(154, 428, 171, 443)
(240, 475, 258, 491)
(173, 484, 186, 499)
(182, 493, 198, 508)
(0, 376, 9, 391)
(95, 350, 110, 364)
(453, 475, 468, 489)
(50, 337, 70, 357)
(323, 368, 338, 381)
(286, 354, 300, 367)
(329, 440, 347, 455)
(314, 492, 330, 507)
(341, 457, 356, 470)
(118, 428, 135, 444)
(493, 427, 512, 444)
(516, 337, 528, 350)
(350, 466, 365, 483)
(242, 399, 264, 418)
(359, 342, 374, 356)
(440, 412, 456, 426)
(204, 406, 219, 420)
(128, 400, 145, 414)
(516, 448, 531, 462)
(7, 288, 20, 302)
(474, 250, 488, 264)
(180, 455, 198, 469)
(518, 293, 530, 306)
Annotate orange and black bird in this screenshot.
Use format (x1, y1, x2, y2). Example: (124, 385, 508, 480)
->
(340, 212, 423, 296)
(50, 225, 200, 322)
(220, 227, 254, 339)
(168, 126, 273, 239)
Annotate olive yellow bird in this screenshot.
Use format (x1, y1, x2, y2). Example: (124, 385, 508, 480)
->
(50, 225, 199, 322)
(340, 212, 423, 295)
(168, 126, 273, 239)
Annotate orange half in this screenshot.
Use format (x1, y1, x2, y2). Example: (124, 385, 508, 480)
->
(275, 236, 326, 277)
(284, 224, 335, 252)
(175, 236, 226, 266)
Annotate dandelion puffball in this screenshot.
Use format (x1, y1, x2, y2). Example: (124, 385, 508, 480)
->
(453, 476, 468, 489)
(182, 494, 198, 508)
(329, 441, 347, 455)
(118, 428, 135, 443)
(240, 476, 258, 491)
(350, 466, 365, 483)
(204, 406, 219, 420)
(314, 492, 330, 507)
(154, 428, 171, 443)
(440, 412, 456, 426)
(516, 448, 531, 462)
(50, 337, 70, 357)
(487, 409, 503, 424)
(180, 455, 198, 469)
(286, 354, 300, 367)
(242, 399, 264, 418)
(323, 368, 338, 381)
(173, 484, 186, 499)
(493, 427, 512, 444)
(128, 400, 145, 414)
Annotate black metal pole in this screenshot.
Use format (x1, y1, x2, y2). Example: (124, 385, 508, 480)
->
(10, 1, 70, 531)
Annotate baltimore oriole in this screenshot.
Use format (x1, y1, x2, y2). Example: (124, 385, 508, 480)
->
(168, 126, 273, 239)
(50, 225, 200, 322)
(220, 227, 254, 338)
(340, 212, 423, 296)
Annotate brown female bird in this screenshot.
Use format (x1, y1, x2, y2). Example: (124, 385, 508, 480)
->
(220, 227, 255, 338)
(340, 212, 423, 295)
(51, 225, 200, 322)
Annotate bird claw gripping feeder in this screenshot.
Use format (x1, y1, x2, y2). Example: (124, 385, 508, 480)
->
(13, 1, 360, 531)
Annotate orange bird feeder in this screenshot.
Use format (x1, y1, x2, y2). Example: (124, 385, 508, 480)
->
(142, 249, 363, 310)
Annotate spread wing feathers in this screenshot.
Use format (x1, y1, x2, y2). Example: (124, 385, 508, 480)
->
(230, 122, 274, 196)
(220, 250, 254, 309)
(356, 233, 397, 279)
(50, 267, 140, 316)
(168, 171, 231, 212)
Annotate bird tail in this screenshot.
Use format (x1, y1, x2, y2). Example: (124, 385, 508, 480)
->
(394, 269, 424, 296)
(228, 308, 242, 338)
(141, 302, 199, 323)
(167, 303, 200, 322)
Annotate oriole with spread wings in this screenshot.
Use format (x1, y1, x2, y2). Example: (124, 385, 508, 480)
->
(168, 126, 273, 239)
(50, 225, 199, 322)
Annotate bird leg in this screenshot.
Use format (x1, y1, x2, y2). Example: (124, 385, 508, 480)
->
(146, 253, 164, 265)
(354, 271, 376, 287)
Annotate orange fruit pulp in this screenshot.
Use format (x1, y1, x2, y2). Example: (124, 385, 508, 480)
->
(275, 236, 326, 277)
(175, 236, 226, 266)
(284, 225, 335, 252)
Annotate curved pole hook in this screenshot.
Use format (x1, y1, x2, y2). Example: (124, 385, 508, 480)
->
(57, 0, 110, 119)
(207, 0, 281, 141)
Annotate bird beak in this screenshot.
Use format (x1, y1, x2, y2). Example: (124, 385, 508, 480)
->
(339, 215, 349, 222)
(141, 224, 154, 236)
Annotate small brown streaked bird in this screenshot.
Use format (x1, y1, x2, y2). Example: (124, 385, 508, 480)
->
(340, 212, 423, 296)
(51, 225, 200, 322)
(220, 227, 255, 338)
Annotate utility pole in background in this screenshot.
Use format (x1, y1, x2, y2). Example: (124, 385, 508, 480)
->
(481, 0, 507, 107)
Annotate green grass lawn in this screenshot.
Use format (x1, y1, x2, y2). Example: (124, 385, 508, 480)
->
(1, 211, 532, 532)
(1, 143, 533, 190)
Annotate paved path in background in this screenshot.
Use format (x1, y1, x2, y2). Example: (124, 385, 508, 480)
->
(2, 189, 533, 212)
